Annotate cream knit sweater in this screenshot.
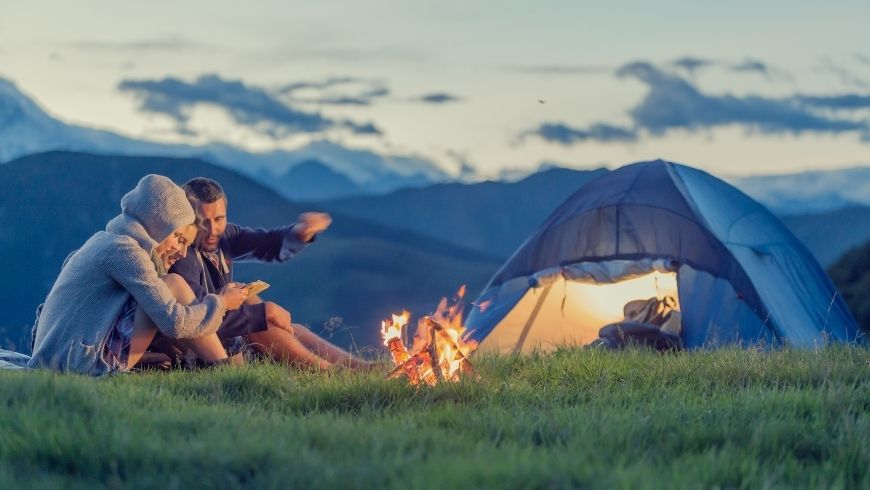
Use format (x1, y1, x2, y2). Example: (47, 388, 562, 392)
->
(29, 175, 226, 375)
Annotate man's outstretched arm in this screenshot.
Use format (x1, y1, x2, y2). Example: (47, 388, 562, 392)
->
(225, 212, 332, 263)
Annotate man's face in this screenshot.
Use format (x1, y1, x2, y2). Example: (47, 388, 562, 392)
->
(199, 198, 228, 252)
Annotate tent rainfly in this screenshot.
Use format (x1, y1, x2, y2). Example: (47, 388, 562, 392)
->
(466, 160, 862, 353)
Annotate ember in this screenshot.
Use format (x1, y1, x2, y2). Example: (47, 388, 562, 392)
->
(381, 287, 478, 385)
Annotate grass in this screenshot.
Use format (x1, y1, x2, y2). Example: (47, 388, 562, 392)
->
(1, 347, 868, 489)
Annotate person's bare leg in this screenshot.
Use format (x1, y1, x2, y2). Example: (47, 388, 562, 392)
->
(126, 309, 160, 369)
(247, 327, 332, 370)
(291, 323, 371, 368)
(141, 273, 233, 365)
(165, 273, 234, 363)
(247, 295, 371, 369)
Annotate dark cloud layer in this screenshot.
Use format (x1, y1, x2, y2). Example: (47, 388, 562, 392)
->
(524, 61, 868, 145)
(731, 59, 776, 78)
(795, 94, 870, 110)
(617, 62, 863, 135)
(417, 93, 462, 104)
(672, 56, 789, 80)
(524, 122, 637, 145)
(672, 56, 714, 75)
(119, 74, 381, 137)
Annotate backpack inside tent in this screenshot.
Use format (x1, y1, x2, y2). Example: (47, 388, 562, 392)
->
(465, 160, 862, 353)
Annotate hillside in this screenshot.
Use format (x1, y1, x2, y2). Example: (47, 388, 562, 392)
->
(730, 167, 870, 214)
(779, 206, 870, 266)
(321, 167, 870, 265)
(319, 167, 608, 258)
(0, 151, 501, 350)
(828, 240, 870, 333)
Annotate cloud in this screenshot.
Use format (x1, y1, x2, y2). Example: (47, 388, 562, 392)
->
(794, 94, 870, 110)
(730, 58, 785, 79)
(278, 77, 367, 94)
(672, 56, 714, 75)
(70, 35, 210, 53)
(616, 62, 864, 136)
(501, 64, 611, 75)
(522, 61, 868, 146)
(416, 93, 462, 104)
(523, 122, 637, 145)
(281, 77, 459, 106)
(279, 77, 391, 106)
(119, 74, 381, 137)
(672, 56, 790, 80)
(855, 54, 870, 66)
(817, 57, 870, 89)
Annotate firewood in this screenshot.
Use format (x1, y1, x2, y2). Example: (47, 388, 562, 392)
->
(427, 323, 445, 383)
(424, 317, 476, 372)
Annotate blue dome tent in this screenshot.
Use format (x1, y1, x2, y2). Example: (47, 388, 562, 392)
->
(466, 160, 861, 352)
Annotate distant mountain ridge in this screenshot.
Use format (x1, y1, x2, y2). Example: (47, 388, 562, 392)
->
(729, 167, 870, 214)
(320, 167, 608, 258)
(3, 76, 869, 210)
(0, 77, 449, 200)
(0, 151, 500, 351)
(319, 167, 870, 267)
(264, 160, 362, 201)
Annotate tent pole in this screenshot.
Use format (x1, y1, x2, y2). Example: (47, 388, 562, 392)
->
(512, 282, 554, 354)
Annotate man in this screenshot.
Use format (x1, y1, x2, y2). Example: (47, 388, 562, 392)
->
(169, 177, 369, 370)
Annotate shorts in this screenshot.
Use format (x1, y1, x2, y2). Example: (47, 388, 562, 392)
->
(102, 297, 137, 372)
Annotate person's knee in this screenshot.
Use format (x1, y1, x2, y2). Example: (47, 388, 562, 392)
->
(264, 301, 291, 322)
(162, 273, 185, 295)
(162, 273, 194, 303)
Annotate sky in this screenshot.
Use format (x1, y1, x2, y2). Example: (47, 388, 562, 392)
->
(1, 0, 869, 178)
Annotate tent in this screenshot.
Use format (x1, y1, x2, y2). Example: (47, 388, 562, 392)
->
(466, 160, 861, 352)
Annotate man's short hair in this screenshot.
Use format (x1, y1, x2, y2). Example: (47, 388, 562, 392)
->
(183, 190, 206, 246)
(183, 178, 227, 206)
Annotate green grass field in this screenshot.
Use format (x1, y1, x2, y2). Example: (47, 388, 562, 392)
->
(1, 347, 868, 489)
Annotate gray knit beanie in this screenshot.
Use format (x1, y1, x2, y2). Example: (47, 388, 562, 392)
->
(120, 174, 195, 243)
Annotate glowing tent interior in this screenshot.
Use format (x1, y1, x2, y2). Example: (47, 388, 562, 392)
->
(465, 160, 861, 353)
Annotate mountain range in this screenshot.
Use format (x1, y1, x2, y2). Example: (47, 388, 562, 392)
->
(0, 151, 500, 351)
(728, 168, 870, 214)
(0, 77, 447, 199)
(2, 76, 869, 210)
(1, 150, 866, 353)
(318, 167, 870, 267)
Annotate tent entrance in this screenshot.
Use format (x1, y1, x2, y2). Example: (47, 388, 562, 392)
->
(479, 270, 680, 354)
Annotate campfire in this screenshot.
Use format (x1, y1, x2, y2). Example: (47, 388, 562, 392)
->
(381, 286, 478, 385)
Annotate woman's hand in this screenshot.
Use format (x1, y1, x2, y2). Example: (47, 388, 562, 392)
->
(220, 283, 249, 310)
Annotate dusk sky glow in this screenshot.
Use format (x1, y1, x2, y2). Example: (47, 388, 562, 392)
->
(2, 0, 868, 177)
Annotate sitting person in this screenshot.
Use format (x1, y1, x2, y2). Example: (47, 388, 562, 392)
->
(170, 177, 370, 370)
(29, 174, 249, 375)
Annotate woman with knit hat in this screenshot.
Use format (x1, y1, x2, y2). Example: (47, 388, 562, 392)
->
(29, 174, 249, 375)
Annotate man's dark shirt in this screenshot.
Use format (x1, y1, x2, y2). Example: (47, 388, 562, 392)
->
(169, 222, 308, 338)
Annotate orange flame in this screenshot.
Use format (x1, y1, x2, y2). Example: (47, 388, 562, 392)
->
(381, 311, 409, 345)
(382, 287, 478, 385)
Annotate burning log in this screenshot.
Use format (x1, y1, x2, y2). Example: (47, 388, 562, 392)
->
(381, 287, 479, 386)
(422, 317, 477, 379)
(425, 320, 443, 383)
(381, 312, 421, 385)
